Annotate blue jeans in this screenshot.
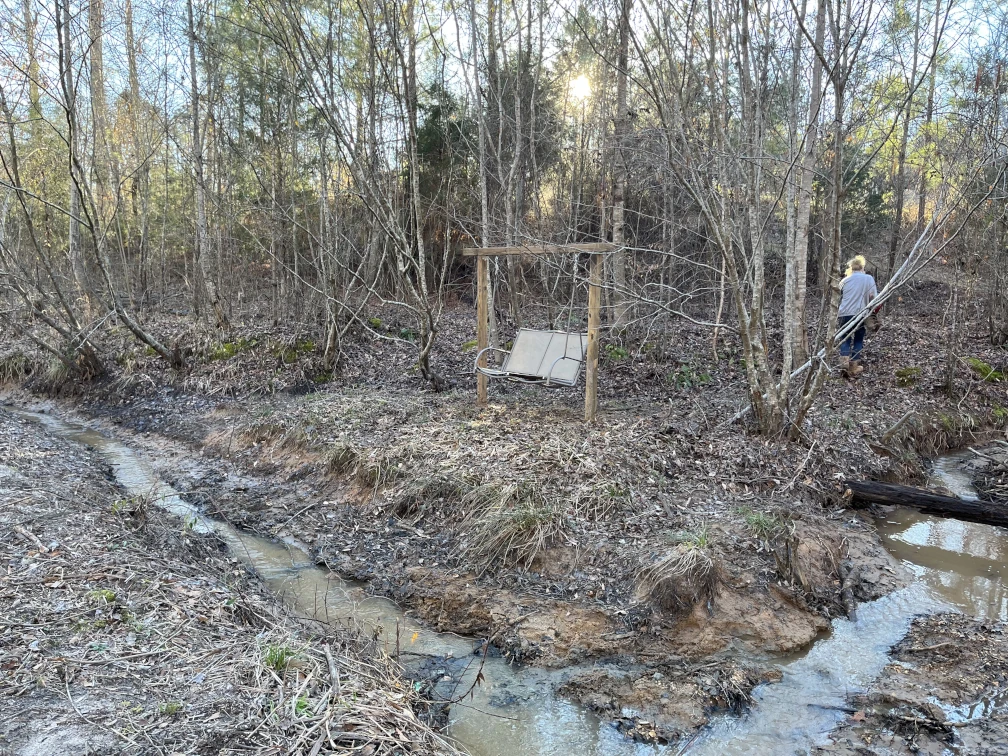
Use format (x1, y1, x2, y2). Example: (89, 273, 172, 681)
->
(838, 316, 865, 360)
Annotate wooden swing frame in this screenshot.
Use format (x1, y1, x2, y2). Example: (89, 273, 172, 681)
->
(462, 242, 613, 423)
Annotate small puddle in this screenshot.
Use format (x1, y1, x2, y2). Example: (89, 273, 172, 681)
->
(17, 406, 1007, 755)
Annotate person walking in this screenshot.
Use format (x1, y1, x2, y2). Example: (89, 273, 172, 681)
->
(837, 255, 877, 377)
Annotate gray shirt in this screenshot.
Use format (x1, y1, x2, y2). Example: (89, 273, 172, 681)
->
(838, 271, 877, 317)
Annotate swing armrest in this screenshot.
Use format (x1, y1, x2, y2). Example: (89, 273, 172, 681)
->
(474, 346, 510, 374)
(544, 355, 581, 386)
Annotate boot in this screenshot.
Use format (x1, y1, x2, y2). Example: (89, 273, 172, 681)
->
(838, 356, 850, 375)
(849, 360, 864, 377)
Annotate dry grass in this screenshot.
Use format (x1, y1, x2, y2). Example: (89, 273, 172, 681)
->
(888, 409, 985, 456)
(0, 352, 32, 383)
(636, 525, 720, 612)
(461, 482, 568, 572)
(320, 442, 361, 477)
(391, 473, 471, 520)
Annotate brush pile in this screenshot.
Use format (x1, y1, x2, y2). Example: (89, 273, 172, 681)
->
(974, 442, 1008, 503)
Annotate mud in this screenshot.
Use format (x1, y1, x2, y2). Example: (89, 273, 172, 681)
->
(818, 613, 1008, 755)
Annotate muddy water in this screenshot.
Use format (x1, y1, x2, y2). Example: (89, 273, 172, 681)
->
(19, 410, 662, 756)
(876, 451, 1008, 620)
(689, 448, 1008, 753)
(21, 406, 1007, 755)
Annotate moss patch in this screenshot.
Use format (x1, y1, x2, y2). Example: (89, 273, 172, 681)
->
(894, 366, 922, 387)
(966, 357, 1005, 382)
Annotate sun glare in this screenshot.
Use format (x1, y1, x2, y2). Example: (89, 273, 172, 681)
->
(570, 74, 592, 102)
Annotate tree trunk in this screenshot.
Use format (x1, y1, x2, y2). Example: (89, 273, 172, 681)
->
(611, 0, 631, 331)
(887, 0, 923, 278)
(57, 0, 93, 315)
(787, 0, 824, 369)
(847, 480, 1008, 529)
(125, 0, 151, 302)
(917, 0, 941, 229)
(187, 0, 228, 329)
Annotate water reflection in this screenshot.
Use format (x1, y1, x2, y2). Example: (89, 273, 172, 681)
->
(877, 510, 1008, 620)
(873, 448, 1008, 621)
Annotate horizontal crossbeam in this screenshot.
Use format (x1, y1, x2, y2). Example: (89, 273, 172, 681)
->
(462, 242, 614, 257)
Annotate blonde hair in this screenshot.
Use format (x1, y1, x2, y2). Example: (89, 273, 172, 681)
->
(845, 255, 866, 277)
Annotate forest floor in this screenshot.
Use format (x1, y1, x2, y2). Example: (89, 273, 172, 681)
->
(1, 270, 1007, 748)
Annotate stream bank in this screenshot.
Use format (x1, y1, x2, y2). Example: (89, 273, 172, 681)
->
(17, 387, 916, 744)
(5, 395, 1008, 754)
(0, 407, 455, 756)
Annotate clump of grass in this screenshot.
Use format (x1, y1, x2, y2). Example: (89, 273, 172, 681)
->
(87, 588, 117, 605)
(392, 474, 469, 519)
(355, 450, 411, 489)
(321, 443, 360, 477)
(209, 337, 257, 361)
(111, 494, 149, 528)
(604, 344, 629, 361)
(263, 644, 297, 673)
(887, 410, 983, 456)
(242, 421, 287, 444)
(461, 482, 567, 571)
(737, 506, 783, 541)
(368, 316, 383, 330)
(637, 524, 720, 612)
(966, 357, 1005, 382)
(460, 339, 479, 352)
(273, 337, 317, 365)
(572, 482, 627, 521)
(158, 701, 184, 716)
(894, 366, 921, 387)
(43, 356, 71, 389)
(669, 364, 712, 390)
(0, 352, 32, 383)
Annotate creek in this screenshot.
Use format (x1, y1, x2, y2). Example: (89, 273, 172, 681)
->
(17, 407, 1008, 755)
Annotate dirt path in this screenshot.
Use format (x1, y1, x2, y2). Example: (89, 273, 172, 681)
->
(0, 408, 456, 756)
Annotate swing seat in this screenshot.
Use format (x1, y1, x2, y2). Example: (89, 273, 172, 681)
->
(474, 328, 588, 387)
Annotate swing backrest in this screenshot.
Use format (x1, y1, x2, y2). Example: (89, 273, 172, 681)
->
(503, 328, 588, 386)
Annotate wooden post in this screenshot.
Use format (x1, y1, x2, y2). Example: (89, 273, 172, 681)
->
(585, 251, 602, 422)
(476, 254, 489, 405)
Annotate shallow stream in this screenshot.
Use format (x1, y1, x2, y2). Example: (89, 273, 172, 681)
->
(19, 408, 1008, 755)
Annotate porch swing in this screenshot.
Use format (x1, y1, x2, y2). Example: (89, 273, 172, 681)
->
(473, 256, 588, 387)
(462, 242, 613, 422)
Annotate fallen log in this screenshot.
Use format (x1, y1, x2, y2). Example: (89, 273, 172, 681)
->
(847, 480, 1008, 529)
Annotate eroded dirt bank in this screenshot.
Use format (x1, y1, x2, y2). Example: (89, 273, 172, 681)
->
(0, 408, 455, 755)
